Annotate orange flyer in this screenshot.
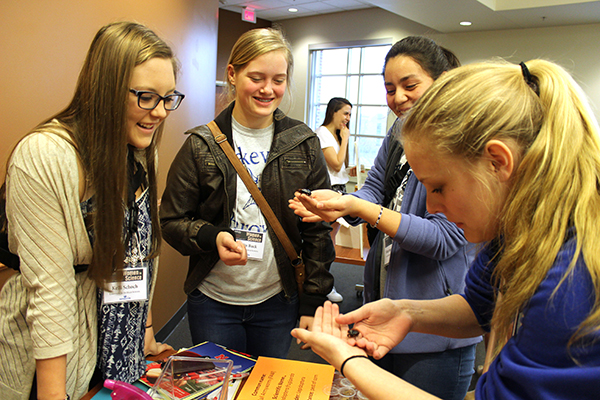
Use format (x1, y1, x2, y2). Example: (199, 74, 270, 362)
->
(236, 356, 334, 400)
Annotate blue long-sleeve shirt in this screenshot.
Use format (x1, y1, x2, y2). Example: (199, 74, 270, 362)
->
(347, 119, 480, 353)
(464, 235, 600, 399)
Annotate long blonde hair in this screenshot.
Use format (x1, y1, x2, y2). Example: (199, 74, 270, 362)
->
(224, 27, 293, 105)
(403, 59, 600, 358)
(35, 22, 178, 286)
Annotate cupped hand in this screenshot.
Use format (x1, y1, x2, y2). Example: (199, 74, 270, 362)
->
(291, 301, 366, 369)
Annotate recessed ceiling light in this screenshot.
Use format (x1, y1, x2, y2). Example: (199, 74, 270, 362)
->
(289, 7, 298, 12)
(460, 21, 472, 26)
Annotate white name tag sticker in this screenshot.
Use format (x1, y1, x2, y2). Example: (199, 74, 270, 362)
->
(102, 267, 148, 304)
(236, 230, 265, 261)
(383, 235, 393, 267)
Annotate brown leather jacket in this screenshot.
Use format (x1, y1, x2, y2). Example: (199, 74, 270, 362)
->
(160, 104, 335, 315)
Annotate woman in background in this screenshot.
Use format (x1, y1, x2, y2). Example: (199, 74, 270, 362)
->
(315, 97, 352, 303)
(0, 21, 182, 399)
(160, 27, 335, 359)
(293, 59, 600, 399)
(291, 36, 479, 400)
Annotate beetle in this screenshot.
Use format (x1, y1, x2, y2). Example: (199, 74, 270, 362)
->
(347, 329, 359, 338)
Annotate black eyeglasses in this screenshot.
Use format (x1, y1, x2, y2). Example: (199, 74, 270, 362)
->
(129, 89, 185, 111)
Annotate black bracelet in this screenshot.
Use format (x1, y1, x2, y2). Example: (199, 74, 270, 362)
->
(145, 324, 152, 329)
(340, 354, 368, 377)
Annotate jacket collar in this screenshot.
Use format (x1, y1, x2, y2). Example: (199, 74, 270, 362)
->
(213, 102, 305, 139)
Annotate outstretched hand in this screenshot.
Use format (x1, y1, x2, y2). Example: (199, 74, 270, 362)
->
(289, 189, 355, 223)
(291, 301, 366, 369)
(336, 298, 412, 360)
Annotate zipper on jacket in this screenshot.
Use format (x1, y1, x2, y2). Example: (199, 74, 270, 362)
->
(283, 158, 308, 168)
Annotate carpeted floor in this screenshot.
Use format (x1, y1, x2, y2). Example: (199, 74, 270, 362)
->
(157, 261, 365, 361)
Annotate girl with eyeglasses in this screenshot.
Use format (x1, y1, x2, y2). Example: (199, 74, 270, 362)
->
(0, 21, 183, 400)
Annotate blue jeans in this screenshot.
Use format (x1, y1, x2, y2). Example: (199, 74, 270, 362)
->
(187, 289, 298, 359)
(373, 344, 476, 400)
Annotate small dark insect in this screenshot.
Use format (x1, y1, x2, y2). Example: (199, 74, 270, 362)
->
(347, 329, 359, 338)
(298, 188, 312, 196)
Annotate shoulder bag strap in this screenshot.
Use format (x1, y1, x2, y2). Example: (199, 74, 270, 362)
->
(207, 121, 305, 293)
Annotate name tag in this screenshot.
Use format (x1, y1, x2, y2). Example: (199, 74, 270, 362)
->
(235, 229, 265, 261)
(102, 267, 148, 304)
(383, 235, 393, 267)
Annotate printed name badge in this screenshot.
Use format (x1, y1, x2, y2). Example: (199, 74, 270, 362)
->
(103, 267, 148, 304)
(235, 230, 265, 261)
(383, 235, 393, 267)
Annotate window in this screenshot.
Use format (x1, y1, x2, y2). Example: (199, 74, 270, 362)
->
(307, 40, 392, 168)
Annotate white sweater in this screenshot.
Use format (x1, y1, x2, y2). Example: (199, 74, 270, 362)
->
(0, 128, 96, 400)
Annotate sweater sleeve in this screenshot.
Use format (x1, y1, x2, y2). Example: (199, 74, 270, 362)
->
(6, 132, 92, 359)
(344, 125, 393, 225)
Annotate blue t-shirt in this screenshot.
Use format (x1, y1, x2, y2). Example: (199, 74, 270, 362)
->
(463, 235, 600, 399)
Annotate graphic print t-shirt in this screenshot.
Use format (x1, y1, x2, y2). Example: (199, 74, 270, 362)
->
(198, 117, 282, 305)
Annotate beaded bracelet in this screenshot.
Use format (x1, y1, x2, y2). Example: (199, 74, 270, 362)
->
(340, 354, 368, 377)
(370, 205, 383, 229)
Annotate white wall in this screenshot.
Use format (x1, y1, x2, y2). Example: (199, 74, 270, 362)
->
(280, 7, 600, 122)
(431, 24, 600, 117)
(279, 8, 434, 121)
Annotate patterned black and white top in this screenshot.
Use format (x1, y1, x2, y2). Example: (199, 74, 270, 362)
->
(91, 188, 155, 383)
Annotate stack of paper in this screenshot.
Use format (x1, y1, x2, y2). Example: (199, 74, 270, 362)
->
(236, 356, 335, 400)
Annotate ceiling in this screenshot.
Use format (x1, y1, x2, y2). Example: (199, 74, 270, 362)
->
(218, 0, 600, 33)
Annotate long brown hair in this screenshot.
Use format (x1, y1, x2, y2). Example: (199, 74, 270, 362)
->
(36, 21, 178, 286)
(321, 97, 352, 165)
